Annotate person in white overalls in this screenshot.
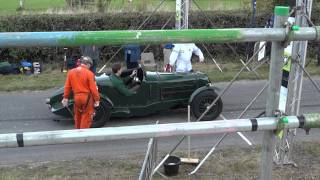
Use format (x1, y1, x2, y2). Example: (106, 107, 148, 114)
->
(169, 43, 204, 73)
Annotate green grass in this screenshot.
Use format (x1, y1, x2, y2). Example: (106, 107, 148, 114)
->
(0, 142, 320, 179)
(0, 0, 65, 14)
(0, 67, 66, 91)
(0, 60, 320, 92)
(23, 0, 66, 11)
(0, 0, 271, 15)
(195, 59, 320, 82)
(108, 0, 254, 12)
(194, 63, 270, 82)
(97, 0, 273, 12)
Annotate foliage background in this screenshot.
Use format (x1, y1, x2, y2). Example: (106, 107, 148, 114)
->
(0, 0, 319, 63)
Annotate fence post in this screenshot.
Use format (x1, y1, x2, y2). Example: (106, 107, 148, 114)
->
(260, 6, 289, 180)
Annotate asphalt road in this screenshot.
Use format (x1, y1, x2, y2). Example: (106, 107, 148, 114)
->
(0, 79, 319, 166)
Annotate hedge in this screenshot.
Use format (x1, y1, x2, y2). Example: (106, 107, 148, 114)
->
(0, 10, 319, 63)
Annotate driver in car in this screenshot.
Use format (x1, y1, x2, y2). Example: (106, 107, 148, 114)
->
(110, 63, 139, 96)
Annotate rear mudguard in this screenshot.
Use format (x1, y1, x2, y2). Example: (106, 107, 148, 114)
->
(188, 85, 220, 105)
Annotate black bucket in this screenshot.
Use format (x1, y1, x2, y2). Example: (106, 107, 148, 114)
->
(163, 156, 181, 176)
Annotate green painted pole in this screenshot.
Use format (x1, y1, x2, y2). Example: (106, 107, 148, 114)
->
(0, 27, 320, 48)
(304, 114, 320, 129)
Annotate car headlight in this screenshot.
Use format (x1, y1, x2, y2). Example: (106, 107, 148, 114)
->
(45, 98, 50, 104)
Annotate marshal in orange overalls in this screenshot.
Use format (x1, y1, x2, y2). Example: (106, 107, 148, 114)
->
(63, 64, 100, 129)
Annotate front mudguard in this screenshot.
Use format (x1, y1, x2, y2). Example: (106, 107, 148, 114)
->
(188, 85, 220, 105)
(99, 94, 114, 107)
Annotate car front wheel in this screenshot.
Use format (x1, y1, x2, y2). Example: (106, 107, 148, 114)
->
(91, 100, 111, 128)
(191, 90, 223, 121)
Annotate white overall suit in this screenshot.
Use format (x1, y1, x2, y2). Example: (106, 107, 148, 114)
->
(169, 43, 204, 73)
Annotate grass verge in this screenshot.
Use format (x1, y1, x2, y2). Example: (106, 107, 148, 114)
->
(0, 0, 66, 15)
(0, 0, 271, 15)
(0, 61, 319, 92)
(195, 60, 320, 82)
(0, 141, 320, 179)
(0, 65, 66, 91)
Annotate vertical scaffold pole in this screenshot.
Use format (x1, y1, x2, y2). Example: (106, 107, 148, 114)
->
(261, 6, 289, 180)
(294, 0, 313, 115)
(182, 0, 189, 29)
(176, 0, 189, 30)
(275, 0, 313, 166)
(175, 0, 182, 29)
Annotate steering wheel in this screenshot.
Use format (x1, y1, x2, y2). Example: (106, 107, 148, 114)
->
(132, 70, 141, 84)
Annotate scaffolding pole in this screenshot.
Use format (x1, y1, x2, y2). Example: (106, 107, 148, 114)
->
(1, 26, 320, 48)
(274, 0, 314, 167)
(175, 0, 189, 30)
(294, 0, 313, 116)
(261, 6, 289, 180)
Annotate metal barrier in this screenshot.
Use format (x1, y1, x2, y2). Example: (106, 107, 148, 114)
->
(139, 138, 159, 180)
(0, 27, 319, 48)
(0, 114, 319, 148)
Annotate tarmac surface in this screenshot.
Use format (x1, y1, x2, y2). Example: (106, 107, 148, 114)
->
(0, 79, 319, 166)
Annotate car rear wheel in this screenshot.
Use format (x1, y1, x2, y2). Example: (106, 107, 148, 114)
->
(191, 90, 223, 121)
(91, 100, 111, 128)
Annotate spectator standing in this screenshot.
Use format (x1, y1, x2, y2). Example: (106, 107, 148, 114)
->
(123, 44, 141, 69)
(163, 43, 174, 72)
(80, 45, 100, 73)
(62, 57, 100, 129)
(169, 43, 204, 73)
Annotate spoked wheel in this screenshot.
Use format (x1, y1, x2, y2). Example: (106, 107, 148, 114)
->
(91, 100, 111, 128)
(191, 90, 223, 121)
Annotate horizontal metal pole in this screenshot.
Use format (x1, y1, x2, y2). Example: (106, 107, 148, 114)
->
(0, 114, 318, 148)
(0, 27, 319, 48)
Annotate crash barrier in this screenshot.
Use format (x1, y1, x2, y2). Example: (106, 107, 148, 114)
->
(139, 137, 158, 180)
(0, 114, 319, 148)
(139, 121, 162, 180)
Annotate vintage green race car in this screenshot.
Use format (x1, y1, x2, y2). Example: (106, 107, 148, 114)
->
(47, 67, 223, 128)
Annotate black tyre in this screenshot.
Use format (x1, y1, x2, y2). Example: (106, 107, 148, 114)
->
(91, 100, 111, 128)
(191, 90, 223, 121)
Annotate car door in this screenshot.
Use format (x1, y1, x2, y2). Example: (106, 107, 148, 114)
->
(158, 72, 197, 102)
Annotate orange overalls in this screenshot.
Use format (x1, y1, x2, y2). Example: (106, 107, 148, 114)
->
(63, 64, 100, 129)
